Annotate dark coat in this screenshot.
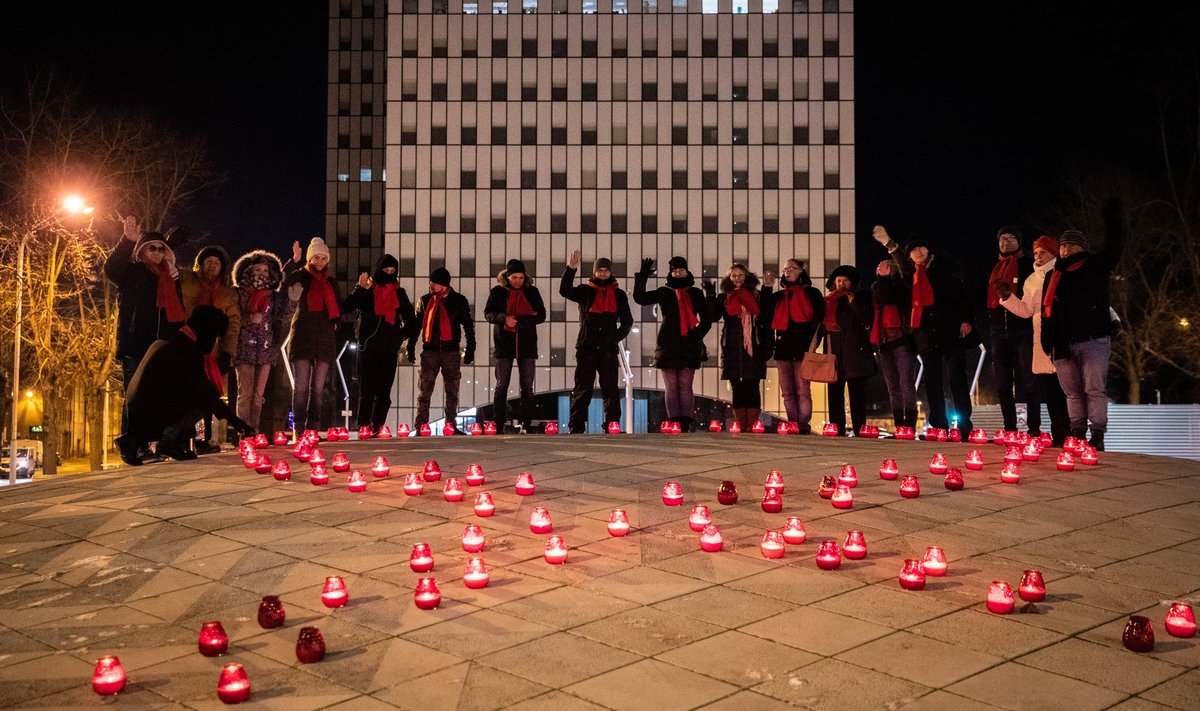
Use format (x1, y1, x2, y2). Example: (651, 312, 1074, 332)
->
(104, 236, 184, 361)
(825, 289, 879, 380)
(870, 271, 914, 348)
(282, 263, 343, 363)
(707, 276, 771, 381)
(987, 252, 1035, 334)
(634, 273, 713, 371)
(559, 269, 634, 350)
(888, 250, 974, 353)
(762, 278, 825, 362)
(342, 256, 416, 355)
(484, 273, 547, 360)
(1041, 247, 1123, 359)
(410, 289, 476, 356)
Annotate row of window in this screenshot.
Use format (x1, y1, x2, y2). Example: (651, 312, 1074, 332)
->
(394, 124, 839, 147)
(392, 0, 841, 15)
(384, 168, 835, 189)
(387, 214, 840, 233)
(397, 37, 839, 58)
(399, 80, 838, 102)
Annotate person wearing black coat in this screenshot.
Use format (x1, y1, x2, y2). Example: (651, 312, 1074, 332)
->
(870, 259, 919, 429)
(634, 256, 713, 432)
(407, 267, 475, 431)
(704, 264, 771, 431)
(484, 259, 547, 433)
(823, 265, 877, 436)
(115, 306, 255, 466)
(761, 259, 825, 434)
(987, 226, 1039, 434)
(874, 226, 975, 432)
(281, 238, 342, 433)
(560, 251, 634, 433)
(342, 254, 416, 433)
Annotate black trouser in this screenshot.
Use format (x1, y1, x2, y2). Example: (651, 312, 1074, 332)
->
(570, 345, 621, 430)
(827, 376, 869, 435)
(921, 345, 973, 431)
(120, 355, 142, 436)
(494, 357, 536, 427)
(729, 379, 761, 408)
(991, 330, 1037, 432)
(1039, 372, 1071, 445)
(357, 346, 400, 430)
(127, 406, 205, 449)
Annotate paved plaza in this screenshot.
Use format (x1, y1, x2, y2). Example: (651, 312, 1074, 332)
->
(0, 432, 1198, 710)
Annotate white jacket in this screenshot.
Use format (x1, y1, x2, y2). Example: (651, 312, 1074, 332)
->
(1000, 258, 1056, 374)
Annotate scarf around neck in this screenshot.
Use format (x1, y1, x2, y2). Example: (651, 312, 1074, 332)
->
(180, 325, 224, 396)
(910, 261, 935, 329)
(673, 288, 699, 336)
(987, 251, 1023, 308)
(771, 283, 813, 330)
(153, 261, 186, 323)
(824, 289, 851, 331)
(422, 290, 454, 342)
(504, 286, 536, 331)
(373, 283, 401, 325)
(586, 279, 619, 313)
(305, 266, 340, 319)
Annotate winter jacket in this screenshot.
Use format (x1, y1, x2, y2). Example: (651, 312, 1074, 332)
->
(559, 268, 634, 350)
(1041, 203, 1126, 359)
(762, 276, 825, 362)
(342, 255, 416, 355)
(634, 272, 713, 371)
(1000, 258, 1055, 374)
(886, 244, 974, 353)
(824, 288, 878, 380)
(232, 250, 296, 367)
(707, 275, 771, 381)
(987, 252, 1035, 334)
(180, 245, 242, 359)
(484, 272, 547, 360)
(104, 235, 184, 361)
(870, 271, 914, 348)
(282, 262, 342, 363)
(409, 289, 476, 357)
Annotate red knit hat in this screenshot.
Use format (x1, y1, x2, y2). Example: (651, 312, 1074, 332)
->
(1033, 235, 1058, 255)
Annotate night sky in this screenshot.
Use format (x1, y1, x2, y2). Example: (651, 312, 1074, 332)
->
(4, 2, 1198, 275)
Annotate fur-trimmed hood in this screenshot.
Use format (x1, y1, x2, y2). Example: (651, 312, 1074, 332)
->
(232, 249, 284, 291)
(497, 270, 534, 287)
(720, 271, 760, 293)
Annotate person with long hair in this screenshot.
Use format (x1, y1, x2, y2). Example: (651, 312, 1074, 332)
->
(281, 238, 342, 433)
(823, 265, 877, 436)
(231, 247, 301, 433)
(762, 259, 824, 434)
(704, 263, 771, 431)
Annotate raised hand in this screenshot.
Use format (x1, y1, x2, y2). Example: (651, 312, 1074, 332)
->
(761, 270, 776, 287)
(639, 257, 655, 275)
(872, 225, 891, 245)
(292, 240, 303, 263)
(358, 271, 371, 289)
(567, 250, 581, 270)
(287, 283, 305, 302)
(121, 215, 140, 242)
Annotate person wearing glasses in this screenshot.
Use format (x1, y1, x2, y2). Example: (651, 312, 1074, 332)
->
(762, 259, 825, 434)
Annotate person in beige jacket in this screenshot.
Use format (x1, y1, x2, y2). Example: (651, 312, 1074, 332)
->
(180, 245, 242, 452)
(996, 235, 1069, 446)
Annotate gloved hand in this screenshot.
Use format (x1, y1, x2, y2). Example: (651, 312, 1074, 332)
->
(463, 347, 475, 365)
(229, 416, 256, 437)
(287, 283, 304, 302)
(872, 225, 891, 245)
(701, 279, 716, 296)
(639, 257, 655, 276)
(217, 351, 233, 375)
(993, 279, 1013, 300)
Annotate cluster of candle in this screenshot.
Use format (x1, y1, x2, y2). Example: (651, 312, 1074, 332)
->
(659, 421, 684, 434)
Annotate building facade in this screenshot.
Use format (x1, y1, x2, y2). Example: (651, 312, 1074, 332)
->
(329, 0, 854, 431)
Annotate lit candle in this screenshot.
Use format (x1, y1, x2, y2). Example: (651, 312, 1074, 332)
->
(986, 580, 1015, 614)
(419, 423, 432, 437)
(442, 422, 456, 436)
(688, 504, 712, 532)
(544, 421, 559, 435)
(777, 422, 790, 435)
(995, 428, 1008, 445)
(822, 422, 839, 437)
(831, 484, 853, 509)
(242, 450, 259, 470)
(301, 429, 318, 442)
(968, 428, 988, 445)
(371, 455, 390, 478)
(842, 530, 867, 559)
(1000, 463, 1021, 484)
(1056, 451, 1076, 471)
(272, 460, 292, 481)
(321, 576, 348, 608)
(295, 627, 326, 664)
(307, 448, 325, 468)
(330, 452, 350, 473)
(1062, 435, 1079, 452)
(898, 559, 926, 590)
(257, 595, 285, 629)
(470, 422, 483, 436)
(442, 478, 464, 502)
(473, 492, 495, 517)
(403, 473, 424, 496)
(309, 464, 329, 486)
(414, 577, 441, 610)
(607, 509, 630, 537)
(358, 425, 373, 440)
(818, 476, 837, 499)
(1022, 442, 1041, 462)
(198, 621, 228, 657)
(944, 468, 965, 490)
(326, 427, 340, 441)
(254, 453, 272, 475)
(729, 421, 742, 434)
(422, 460, 442, 482)
(760, 490, 783, 513)
(376, 424, 392, 439)
(764, 470, 785, 494)
(397, 423, 411, 436)
(409, 543, 434, 573)
(879, 459, 899, 480)
(787, 421, 800, 434)
(929, 453, 949, 475)
(895, 425, 915, 440)
(1165, 603, 1196, 638)
(529, 506, 553, 534)
(661, 481, 683, 506)
(1003, 446, 1022, 467)
(610, 421, 624, 434)
(659, 420, 671, 433)
(782, 517, 807, 544)
(461, 524, 486, 553)
(699, 524, 724, 552)
(463, 557, 490, 588)
(1080, 447, 1099, 466)
(899, 475, 920, 499)
(1017, 569, 1046, 602)
(709, 419, 722, 432)
(293, 443, 312, 463)
(921, 546, 947, 576)
(965, 449, 984, 470)
(347, 470, 367, 492)
(1122, 616, 1155, 653)
(815, 540, 841, 570)
(483, 421, 497, 435)
(717, 480, 738, 505)
(216, 663, 251, 704)
(838, 465, 859, 488)
(465, 463, 485, 486)
(947, 427, 962, 443)
(515, 472, 536, 496)
(270, 431, 286, 446)
(760, 530, 786, 559)
(671, 421, 684, 434)
(91, 655, 126, 696)
(544, 535, 569, 564)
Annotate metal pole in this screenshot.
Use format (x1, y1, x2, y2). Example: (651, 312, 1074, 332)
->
(9, 235, 25, 486)
(617, 340, 634, 433)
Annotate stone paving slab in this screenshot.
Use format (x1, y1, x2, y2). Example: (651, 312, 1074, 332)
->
(0, 433, 1198, 709)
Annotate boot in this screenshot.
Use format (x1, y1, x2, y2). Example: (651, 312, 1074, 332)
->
(745, 408, 761, 432)
(903, 408, 919, 429)
(115, 434, 143, 467)
(1088, 430, 1105, 452)
(731, 408, 746, 431)
(678, 416, 694, 433)
(892, 409, 905, 430)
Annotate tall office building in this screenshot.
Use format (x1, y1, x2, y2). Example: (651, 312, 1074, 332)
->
(331, 0, 854, 431)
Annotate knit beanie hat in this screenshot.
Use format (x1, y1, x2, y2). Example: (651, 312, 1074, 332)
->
(903, 239, 930, 255)
(1058, 230, 1088, 250)
(593, 257, 613, 273)
(430, 267, 452, 286)
(668, 255, 689, 271)
(1033, 235, 1059, 255)
(306, 237, 331, 261)
(505, 259, 527, 276)
(996, 225, 1023, 243)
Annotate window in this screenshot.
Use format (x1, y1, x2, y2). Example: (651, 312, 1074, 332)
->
(731, 126, 748, 144)
(671, 170, 688, 189)
(671, 218, 687, 234)
(732, 38, 748, 57)
(702, 38, 718, 57)
(551, 126, 567, 144)
(462, 82, 477, 100)
(492, 82, 508, 101)
(461, 126, 477, 144)
(702, 170, 718, 189)
(763, 41, 778, 56)
(338, 68, 351, 83)
(641, 169, 657, 189)
(762, 171, 778, 189)
(612, 81, 627, 100)
(642, 123, 657, 144)
(494, 1, 508, 12)
(462, 37, 478, 56)
(401, 81, 418, 100)
(522, 38, 538, 56)
(581, 82, 598, 100)
(338, 133, 350, 148)
(763, 0, 778, 11)
(671, 125, 688, 145)
(824, 214, 840, 232)
(361, 134, 373, 149)
(763, 84, 779, 101)
(432, 82, 448, 100)
(521, 126, 538, 144)
(672, 83, 688, 101)
(732, 170, 749, 189)
(793, 38, 809, 56)
(823, 82, 839, 101)
(551, 171, 567, 188)
(523, 0, 538, 12)
(823, 39, 839, 57)
(430, 215, 446, 233)
(582, 40, 597, 57)
(641, 214, 658, 233)
(550, 347, 567, 366)
(793, 170, 810, 188)
(521, 214, 537, 232)
(763, 217, 779, 233)
(552, 39, 567, 57)
(337, 173, 349, 182)
(462, 2, 477, 12)
(461, 170, 477, 188)
(702, 215, 718, 232)
(492, 38, 508, 56)
(612, 38, 627, 57)
(611, 171, 627, 188)
(491, 216, 507, 232)
(793, 125, 809, 144)
(550, 214, 567, 232)
(732, 215, 749, 233)
(432, 42, 448, 57)
(702, 126, 718, 145)
(359, 168, 372, 181)
(794, 80, 810, 100)
(491, 126, 507, 144)
(361, 101, 374, 115)
(641, 37, 657, 57)
(612, 214, 628, 232)
(461, 216, 477, 233)
(793, 216, 811, 232)
(521, 170, 537, 188)
(824, 128, 840, 144)
(552, 84, 568, 101)
(581, 129, 597, 144)
(763, 124, 779, 144)
(431, 126, 447, 144)
(460, 254, 477, 276)
(672, 37, 687, 58)
(612, 0, 627, 12)
(581, 214, 597, 232)
(361, 67, 374, 82)
(612, 124, 627, 143)
(732, 84, 748, 101)
(582, 168, 597, 188)
(522, 85, 538, 101)
(550, 301, 566, 322)
(400, 214, 417, 232)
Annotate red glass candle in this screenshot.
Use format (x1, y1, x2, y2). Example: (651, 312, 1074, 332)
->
(216, 663, 250, 704)
(254, 453, 272, 474)
(271, 460, 292, 481)
(397, 423, 411, 436)
(1165, 603, 1196, 638)
(968, 428, 988, 445)
(879, 459, 899, 480)
(898, 559, 927, 590)
(609, 421, 623, 434)
(92, 655, 126, 696)
(838, 465, 859, 488)
(831, 484, 853, 509)
(857, 424, 871, 438)
(818, 476, 837, 499)
(670, 421, 683, 434)
(329, 452, 349, 473)
(1056, 451, 1076, 471)
(1080, 447, 1099, 466)
(660, 420, 671, 434)
(1017, 569, 1046, 602)
(1062, 435, 1079, 452)
(242, 450, 259, 470)
(777, 422, 790, 435)
(515, 472, 536, 496)
(293, 443, 312, 463)
(986, 580, 1015, 614)
(729, 421, 742, 434)
(442, 478, 464, 502)
(995, 428, 1008, 445)
(661, 481, 683, 506)
(321, 576, 348, 608)
(257, 595, 285, 628)
(326, 426, 340, 442)
(347, 470, 367, 493)
(544, 535, 569, 564)
(717, 480, 739, 505)
(422, 460, 442, 482)
(414, 577, 441, 610)
(929, 453, 949, 475)
(699, 524, 724, 552)
(375, 424, 392, 439)
(308, 450, 326, 468)
(483, 421, 497, 435)
(760, 530, 786, 559)
(896, 425, 916, 440)
(1000, 463, 1021, 484)
(461, 524, 486, 553)
(473, 492, 495, 517)
(267, 431, 284, 446)
(357, 425, 373, 440)
(822, 422, 839, 437)
(295, 626, 325, 663)
(419, 423, 432, 437)
(708, 419, 722, 432)
(764, 470, 785, 494)
(198, 620, 228, 657)
(899, 475, 921, 498)
(1123, 616, 1155, 652)
(1020, 442, 1040, 463)
(529, 506, 553, 534)
(465, 463, 485, 486)
(607, 509, 630, 537)
(760, 490, 783, 513)
(815, 540, 841, 570)
(543, 421, 559, 435)
(1038, 431, 1052, 446)
(688, 504, 712, 532)
(947, 427, 962, 442)
(842, 530, 867, 559)
(944, 468, 965, 490)
(403, 473, 424, 496)
(301, 429, 318, 442)
(239, 439, 255, 457)
(371, 455, 390, 478)
(1002, 446, 1021, 467)
(921, 546, 947, 576)
(463, 557, 490, 588)
(470, 422, 483, 436)
(442, 422, 456, 436)
(307, 463, 328, 486)
(409, 543, 434, 573)
(965, 449, 984, 471)
(782, 517, 807, 544)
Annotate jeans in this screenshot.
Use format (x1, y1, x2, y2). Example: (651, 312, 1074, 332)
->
(236, 363, 273, 431)
(494, 357, 537, 427)
(877, 340, 918, 416)
(661, 368, 696, 420)
(991, 331, 1037, 432)
(776, 360, 813, 431)
(827, 377, 869, 435)
(1054, 336, 1110, 434)
(570, 346, 621, 431)
(292, 359, 330, 432)
(357, 347, 400, 430)
(415, 348, 462, 426)
(921, 346, 973, 431)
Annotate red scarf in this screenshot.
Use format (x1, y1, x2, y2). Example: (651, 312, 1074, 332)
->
(587, 281, 619, 313)
(245, 287, 271, 314)
(870, 304, 902, 345)
(674, 288, 698, 336)
(504, 287, 536, 332)
(180, 326, 225, 396)
(771, 285, 814, 330)
(422, 291, 453, 342)
(724, 288, 759, 316)
(910, 263, 935, 329)
(305, 266, 340, 318)
(373, 283, 401, 325)
(195, 277, 221, 307)
(987, 251, 1023, 308)
(1042, 258, 1086, 319)
(153, 262, 187, 323)
(824, 289, 850, 331)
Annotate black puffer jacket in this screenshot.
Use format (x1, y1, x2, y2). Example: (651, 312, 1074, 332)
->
(104, 233, 184, 361)
(559, 269, 634, 350)
(282, 263, 342, 363)
(634, 271, 713, 371)
(410, 289, 476, 356)
(762, 275, 825, 362)
(824, 288, 878, 380)
(484, 271, 547, 360)
(342, 255, 416, 354)
(707, 274, 771, 381)
(887, 249, 974, 353)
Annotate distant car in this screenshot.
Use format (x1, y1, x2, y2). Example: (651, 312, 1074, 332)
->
(1, 440, 44, 478)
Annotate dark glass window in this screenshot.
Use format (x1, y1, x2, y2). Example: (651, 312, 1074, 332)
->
(762, 42, 778, 57)
(702, 38, 718, 57)
(731, 127, 749, 144)
(491, 126, 507, 144)
(551, 126, 568, 144)
(793, 125, 809, 144)
(641, 169, 657, 189)
(360, 134, 373, 149)
(521, 214, 537, 232)
(521, 126, 538, 144)
(824, 171, 840, 189)
(551, 85, 568, 101)
(793, 216, 811, 232)
(732, 85, 748, 101)
(641, 82, 658, 101)
(763, 86, 779, 101)
(732, 170, 749, 189)
(581, 129, 597, 145)
(491, 216, 507, 232)
(823, 39, 839, 57)
(671, 218, 687, 234)
(824, 214, 840, 232)
(671, 170, 688, 189)
(672, 83, 688, 101)
(793, 38, 809, 55)
(762, 218, 779, 233)
(582, 40, 598, 57)
(461, 216, 477, 233)
(823, 82, 839, 101)
(581, 214, 597, 232)
(522, 85, 538, 101)
(550, 214, 567, 232)
(824, 128, 840, 144)
(611, 171, 627, 189)
(461, 170, 477, 188)
(430, 126, 447, 144)
(552, 39, 568, 57)
(431, 83, 448, 100)
(762, 171, 779, 189)
(400, 130, 416, 145)
(432, 44, 448, 57)
(732, 38, 748, 57)
(401, 84, 417, 100)
(641, 214, 658, 233)
(336, 199, 349, 214)
(793, 170, 810, 188)
(702, 215, 718, 233)
(701, 170, 718, 189)
(732, 217, 748, 233)
(551, 172, 567, 188)
(611, 214, 627, 232)
(581, 82, 598, 100)
(362, 68, 374, 82)
(671, 126, 688, 145)
(492, 82, 508, 101)
(702, 126, 718, 145)
(492, 38, 508, 56)
(522, 39, 538, 57)
(430, 215, 446, 233)
(521, 170, 537, 188)
(461, 126, 477, 144)
(400, 214, 417, 232)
